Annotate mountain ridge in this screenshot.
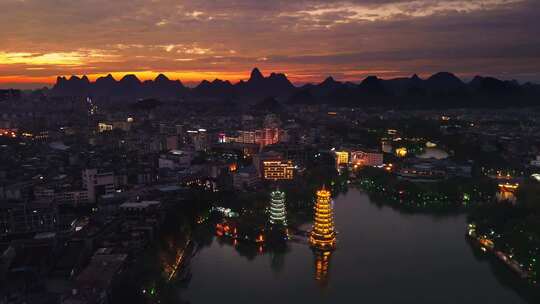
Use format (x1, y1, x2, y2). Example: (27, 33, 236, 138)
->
(50, 68, 540, 107)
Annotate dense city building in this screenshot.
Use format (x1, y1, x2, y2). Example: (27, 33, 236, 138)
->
(1, 65, 539, 302)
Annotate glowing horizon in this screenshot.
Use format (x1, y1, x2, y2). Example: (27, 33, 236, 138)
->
(1, 0, 539, 89)
(0, 68, 418, 88)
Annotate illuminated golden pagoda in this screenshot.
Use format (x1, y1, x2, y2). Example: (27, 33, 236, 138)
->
(309, 186, 336, 250)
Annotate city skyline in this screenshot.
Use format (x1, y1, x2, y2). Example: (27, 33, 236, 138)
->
(2, 0, 540, 89)
(1, 1, 539, 303)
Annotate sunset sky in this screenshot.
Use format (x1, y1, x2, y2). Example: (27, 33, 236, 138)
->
(1, 0, 539, 88)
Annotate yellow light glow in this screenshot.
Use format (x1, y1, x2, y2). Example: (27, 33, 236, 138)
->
(335, 151, 349, 166)
(498, 183, 519, 191)
(395, 147, 408, 157)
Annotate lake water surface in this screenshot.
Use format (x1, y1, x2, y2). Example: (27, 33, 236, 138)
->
(182, 188, 527, 303)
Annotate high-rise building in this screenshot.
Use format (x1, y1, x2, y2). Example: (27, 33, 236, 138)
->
(310, 186, 336, 249)
(269, 190, 287, 226)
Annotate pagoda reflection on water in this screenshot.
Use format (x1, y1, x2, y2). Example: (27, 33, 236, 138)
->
(313, 249, 333, 285)
(310, 185, 336, 285)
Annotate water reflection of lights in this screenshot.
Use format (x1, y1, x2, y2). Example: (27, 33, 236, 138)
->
(216, 222, 265, 246)
(496, 190, 517, 204)
(496, 182, 518, 204)
(313, 250, 333, 285)
(162, 239, 191, 282)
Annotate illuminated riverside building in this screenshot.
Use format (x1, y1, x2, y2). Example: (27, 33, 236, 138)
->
(263, 160, 294, 180)
(269, 190, 287, 226)
(310, 186, 336, 250)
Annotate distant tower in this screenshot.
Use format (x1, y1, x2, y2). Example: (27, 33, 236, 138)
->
(269, 189, 287, 226)
(310, 186, 336, 249)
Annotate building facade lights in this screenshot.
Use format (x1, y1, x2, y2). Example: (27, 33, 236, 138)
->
(263, 160, 294, 180)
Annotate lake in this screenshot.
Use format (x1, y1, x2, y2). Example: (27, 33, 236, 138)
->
(182, 188, 527, 303)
